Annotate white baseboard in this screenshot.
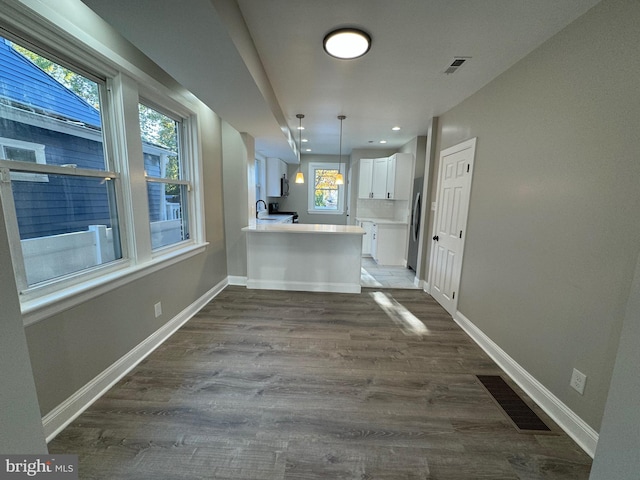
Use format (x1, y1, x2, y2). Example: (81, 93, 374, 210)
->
(422, 282, 430, 293)
(227, 275, 247, 286)
(454, 311, 598, 458)
(247, 279, 361, 294)
(42, 277, 228, 442)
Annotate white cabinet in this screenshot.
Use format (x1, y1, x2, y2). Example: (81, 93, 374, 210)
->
(358, 158, 374, 199)
(359, 220, 373, 255)
(358, 153, 413, 200)
(371, 223, 379, 260)
(371, 222, 408, 266)
(266, 157, 288, 197)
(372, 158, 389, 199)
(385, 153, 413, 200)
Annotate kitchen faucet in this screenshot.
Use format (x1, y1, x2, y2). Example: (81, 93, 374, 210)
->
(256, 199, 267, 218)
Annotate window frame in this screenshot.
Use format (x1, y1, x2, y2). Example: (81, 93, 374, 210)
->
(307, 161, 346, 215)
(0, 137, 48, 182)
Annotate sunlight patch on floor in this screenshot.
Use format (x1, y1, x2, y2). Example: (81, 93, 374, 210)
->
(370, 291, 429, 336)
(360, 267, 383, 287)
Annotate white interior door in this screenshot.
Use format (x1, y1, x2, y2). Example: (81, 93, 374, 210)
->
(429, 138, 476, 316)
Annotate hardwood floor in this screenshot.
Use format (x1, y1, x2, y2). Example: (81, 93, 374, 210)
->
(49, 287, 592, 479)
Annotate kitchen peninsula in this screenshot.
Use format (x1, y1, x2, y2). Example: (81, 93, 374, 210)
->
(242, 223, 365, 293)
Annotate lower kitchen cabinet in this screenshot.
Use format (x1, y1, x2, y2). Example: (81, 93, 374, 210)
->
(371, 223, 408, 266)
(359, 220, 373, 255)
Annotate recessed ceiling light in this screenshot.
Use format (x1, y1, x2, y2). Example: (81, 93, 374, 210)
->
(379, 140, 387, 144)
(323, 28, 371, 60)
(302, 138, 308, 143)
(305, 148, 312, 152)
(392, 126, 401, 131)
(297, 126, 305, 130)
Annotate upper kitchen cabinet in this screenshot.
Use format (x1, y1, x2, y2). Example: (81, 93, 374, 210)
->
(386, 153, 413, 200)
(266, 157, 288, 197)
(358, 159, 374, 199)
(358, 153, 413, 200)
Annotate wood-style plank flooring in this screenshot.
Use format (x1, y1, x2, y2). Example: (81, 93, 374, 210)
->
(49, 287, 592, 479)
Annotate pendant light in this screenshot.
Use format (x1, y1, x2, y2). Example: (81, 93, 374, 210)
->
(336, 115, 346, 185)
(295, 113, 305, 184)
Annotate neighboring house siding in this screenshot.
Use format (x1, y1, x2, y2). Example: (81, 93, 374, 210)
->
(2, 118, 110, 239)
(1, 39, 170, 238)
(0, 40, 100, 127)
(144, 152, 162, 222)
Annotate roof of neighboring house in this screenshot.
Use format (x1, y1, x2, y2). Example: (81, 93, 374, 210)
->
(0, 39, 101, 128)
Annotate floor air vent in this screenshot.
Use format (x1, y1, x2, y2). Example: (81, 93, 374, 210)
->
(476, 375, 552, 432)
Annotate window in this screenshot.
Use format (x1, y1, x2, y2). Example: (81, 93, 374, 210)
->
(139, 103, 191, 250)
(0, 24, 204, 311)
(307, 162, 345, 214)
(0, 137, 48, 182)
(0, 35, 122, 292)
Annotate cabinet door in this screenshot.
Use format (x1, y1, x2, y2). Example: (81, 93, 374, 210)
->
(386, 155, 397, 199)
(360, 221, 373, 255)
(372, 158, 388, 199)
(375, 224, 408, 265)
(371, 223, 379, 261)
(386, 153, 413, 200)
(266, 158, 286, 197)
(358, 159, 374, 199)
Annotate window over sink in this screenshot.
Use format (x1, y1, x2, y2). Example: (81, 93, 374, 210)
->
(307, 161, 345, 214)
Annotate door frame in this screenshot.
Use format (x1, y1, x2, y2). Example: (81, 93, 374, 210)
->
(428, 137, 477, 315)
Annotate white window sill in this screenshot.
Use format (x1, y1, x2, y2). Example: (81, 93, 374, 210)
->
(307, 210, 344, 215)
(21, 242, 208, 327)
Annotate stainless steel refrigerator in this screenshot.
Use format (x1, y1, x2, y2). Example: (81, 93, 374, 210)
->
(407, 176, 423, 272)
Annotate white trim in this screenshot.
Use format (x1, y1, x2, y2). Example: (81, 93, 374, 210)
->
(227, 275, 247, 286)
(247, 279, 361, 294)
(307, 161, 346, 214)
(454, 310, 598, 457)
(42, 277, 228, 443)
(422, 281, 430, 293)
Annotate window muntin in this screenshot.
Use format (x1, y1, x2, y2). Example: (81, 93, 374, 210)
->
(308, 162, 345, 214)
(0, 34, 123, 290)
(138, 103, 191, 250)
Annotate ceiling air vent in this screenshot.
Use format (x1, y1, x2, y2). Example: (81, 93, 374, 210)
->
(444, 57, 470, 75)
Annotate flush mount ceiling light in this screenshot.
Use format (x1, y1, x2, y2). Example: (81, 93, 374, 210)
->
(323, 28, 371, 59)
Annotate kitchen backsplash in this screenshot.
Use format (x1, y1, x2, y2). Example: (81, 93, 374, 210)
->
(357, 199, 409, 222)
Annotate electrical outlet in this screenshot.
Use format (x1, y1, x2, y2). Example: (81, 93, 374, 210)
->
(154, 302, 162, 318)
(570, 368, 587, 395)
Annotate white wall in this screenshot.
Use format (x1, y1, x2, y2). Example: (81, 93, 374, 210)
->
(432, 0, 640, 432)
(222, 123, 252, 278)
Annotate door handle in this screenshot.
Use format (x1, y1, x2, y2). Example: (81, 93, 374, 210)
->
(433, 235, 439, 241)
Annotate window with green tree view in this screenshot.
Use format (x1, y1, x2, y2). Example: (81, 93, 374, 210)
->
(308, 162, 345, 213)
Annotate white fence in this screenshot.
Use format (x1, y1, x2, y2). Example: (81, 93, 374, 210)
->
(22, 220, 182, 285)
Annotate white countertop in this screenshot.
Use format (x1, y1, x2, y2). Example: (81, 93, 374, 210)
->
(243, 223, 365, 235)
(255, 214, 293, 225)
(356, 217, 408, 225)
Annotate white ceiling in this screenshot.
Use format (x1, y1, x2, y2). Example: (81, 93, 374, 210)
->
(81, 0, 600, 162)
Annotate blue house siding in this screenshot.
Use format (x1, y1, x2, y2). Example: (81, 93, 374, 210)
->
(144, 153, 162, 222)
(0, 39, 101, 128)
(1, 38, 172, 239)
